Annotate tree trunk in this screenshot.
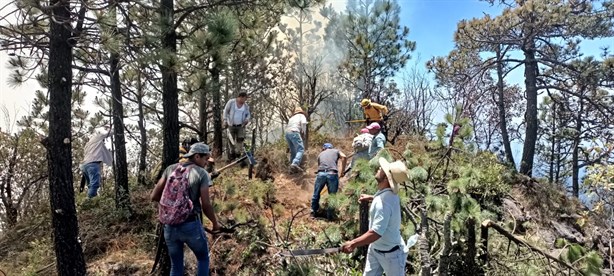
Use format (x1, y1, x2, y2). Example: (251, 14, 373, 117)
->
(109, 0, 131, 213)
(211, 66, 223, 157)
(47, 0, 87, 273)
(1, 135, 19, 227)
(519, 42, 539, 177)
(419, 208, 430, 276)
(198, 77, 208, 143)
(359, 201, 369, 260)
(136, 71, 148, 186)
(465, 217, 478, 274)
(495, 47, 516, 171)
(571, 100, 583, 197)
(157, 0, 178, 273)
(438, 212, 452, 276)
(549, 101, 556, 183)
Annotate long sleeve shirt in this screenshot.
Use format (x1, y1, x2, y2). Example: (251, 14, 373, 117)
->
(82, 128, 114, 166)
(363, 102, 389, 121)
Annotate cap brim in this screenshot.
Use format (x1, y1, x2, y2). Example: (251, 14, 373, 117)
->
(378, 158, 398, 194)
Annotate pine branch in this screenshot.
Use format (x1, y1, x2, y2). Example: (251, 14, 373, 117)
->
(481, 219, 583, 274)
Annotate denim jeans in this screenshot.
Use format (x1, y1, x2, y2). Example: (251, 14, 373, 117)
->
(82, 162, 101, 198)
(311, 172, 339, 219)
(285, 131, 304, 166)
(164, 220, 210, 276)
(363, 245, 406, 276)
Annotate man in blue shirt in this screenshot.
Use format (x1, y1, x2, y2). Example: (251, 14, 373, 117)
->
(340, 158, 409, 276)
(367, 122, 385, 159)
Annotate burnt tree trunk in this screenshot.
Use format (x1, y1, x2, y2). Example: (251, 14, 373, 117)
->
(136, 71, 148, 186)
(359, 201, 369, 260)
(47, 0, 87, 273)
(571, 99, 583, 197)
(198, 77, 208, 143)
(211, 66, 223, 157)
(109, 0, 131, 212)
(519, 38, 539, 176)
(495, 46, 516, 171)
(155, 0, 179, 273)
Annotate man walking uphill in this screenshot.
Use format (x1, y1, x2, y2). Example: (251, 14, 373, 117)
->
(151, 143, 220, 276)
(367, 122, 386, 159)
(286, 107, 307, 173)
(360, 99, 388, 124)
(340, 158, 410, 276)
(223, 92, 251, 160)
(312, 143, 347, 220)
(81, 125, 113, 198)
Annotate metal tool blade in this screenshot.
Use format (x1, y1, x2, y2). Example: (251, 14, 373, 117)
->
(279, 247, 340, 257)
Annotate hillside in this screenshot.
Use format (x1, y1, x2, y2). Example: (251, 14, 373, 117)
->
(0, 135, 612, 275)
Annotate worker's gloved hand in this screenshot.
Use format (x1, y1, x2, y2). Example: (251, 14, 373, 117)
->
(210, 171, 220, 180)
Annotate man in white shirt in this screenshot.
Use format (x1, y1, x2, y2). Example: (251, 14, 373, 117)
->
(80, 125, 113, 198)
(223, 92, 251, 160)
(286, 107, 307, 173)
(341, 158, 409, 276)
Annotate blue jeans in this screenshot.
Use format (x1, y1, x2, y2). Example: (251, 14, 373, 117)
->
(285, 132, 304, 166)
(164, 220, 210, 276)
(82, 162, 101, 198)
(311, 172, 339, 219)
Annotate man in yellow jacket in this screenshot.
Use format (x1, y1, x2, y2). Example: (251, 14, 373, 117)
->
(360, 99, 389, 124)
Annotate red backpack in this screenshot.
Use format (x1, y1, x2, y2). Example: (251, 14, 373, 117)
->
(158, 165, 194, 225)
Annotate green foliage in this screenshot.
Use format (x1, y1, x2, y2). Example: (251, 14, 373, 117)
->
(20, 238, 53, 276)
(326, 0, 415, 99)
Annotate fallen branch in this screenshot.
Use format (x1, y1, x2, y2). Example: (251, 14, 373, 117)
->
(481, 220, 582, 275)
(34, 263, 54, 274)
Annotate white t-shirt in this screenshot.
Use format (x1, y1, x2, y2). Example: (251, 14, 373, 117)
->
(286, 113, 307, 133)
(231, 102, 246, 125)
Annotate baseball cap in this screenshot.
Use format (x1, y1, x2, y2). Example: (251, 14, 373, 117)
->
(183, 143, 211, 158)
(366, 122, 381, 130)
(323, 143, 333, 149)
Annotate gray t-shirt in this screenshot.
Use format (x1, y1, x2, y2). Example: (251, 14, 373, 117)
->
(317, 149, 340, 171)
(161, 162, 211, 214)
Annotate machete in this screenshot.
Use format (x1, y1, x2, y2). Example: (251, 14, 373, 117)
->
(279, 247, 341, 257)
(226, 128, 236, 147)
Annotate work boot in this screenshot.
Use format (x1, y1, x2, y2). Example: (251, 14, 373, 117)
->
(290, 164, 303, 174)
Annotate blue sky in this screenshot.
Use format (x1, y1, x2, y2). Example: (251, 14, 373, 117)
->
(402, 0, 501, 61)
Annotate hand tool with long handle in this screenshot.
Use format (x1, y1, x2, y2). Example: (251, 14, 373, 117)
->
(279, 247, 341, 257)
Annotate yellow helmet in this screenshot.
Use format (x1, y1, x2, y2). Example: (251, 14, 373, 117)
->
(360, 99, 371, 107)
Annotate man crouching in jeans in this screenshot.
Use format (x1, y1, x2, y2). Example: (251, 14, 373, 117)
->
(151, 143, 220, 276)
(340, 158, 409, 276)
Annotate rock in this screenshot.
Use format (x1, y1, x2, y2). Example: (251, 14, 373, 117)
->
(550, 221, 584, 244)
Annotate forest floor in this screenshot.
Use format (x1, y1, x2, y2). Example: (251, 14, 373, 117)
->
(0, 135, 611, 275)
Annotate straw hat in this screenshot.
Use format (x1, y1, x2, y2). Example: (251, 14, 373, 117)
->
(378, 158, 409, 194)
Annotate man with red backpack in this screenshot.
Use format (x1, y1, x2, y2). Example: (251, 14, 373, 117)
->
(151, 143, 220, 276)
